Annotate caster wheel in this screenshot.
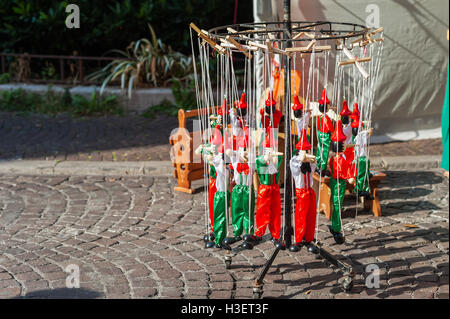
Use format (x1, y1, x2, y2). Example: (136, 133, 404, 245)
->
(225, 260, 231, 269)
(253, 291, 262, 299)
(342, 276, 353, 292)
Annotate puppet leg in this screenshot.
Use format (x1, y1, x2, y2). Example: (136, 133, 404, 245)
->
(294, 188, 308, 244)
(231, 185, 245, 237)
(255, 185, 271, 238)
(213, 191, 230, 245)
(304, 188, 317, 243)
(330, 178, 346, 232)
(268, 184, 281, 240)
(355, 157, 371, 193)
(208, 177, 216, 232)
(316, 132, 331, 171)
(242, 186, 255, 235)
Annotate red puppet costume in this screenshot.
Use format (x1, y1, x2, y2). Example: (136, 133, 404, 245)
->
(254, 129, 283, 243)
(289, 129, 317, 249)
(327, 121, 353, 243)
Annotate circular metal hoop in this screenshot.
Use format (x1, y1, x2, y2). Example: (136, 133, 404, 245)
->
(208, 21, 369, 44)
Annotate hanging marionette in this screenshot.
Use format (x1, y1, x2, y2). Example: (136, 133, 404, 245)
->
(254, 127, 283, 247)
(350, 116, 374, 200)
(210, 126, 233, 250)
(315, 88, 334, 176)
(327, 120, 354, 244)
(289, 129, 319, 253)
(225, 127, 257, 249)
(195, 136, 217, 249)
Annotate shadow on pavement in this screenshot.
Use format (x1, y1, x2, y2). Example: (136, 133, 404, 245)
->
(12, 288, 103, 299)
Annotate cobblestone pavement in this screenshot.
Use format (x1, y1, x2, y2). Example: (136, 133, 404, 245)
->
(0, 112, 443, 162)
(0, 169, 448, 299)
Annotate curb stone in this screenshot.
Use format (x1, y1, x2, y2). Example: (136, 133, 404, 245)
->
(0, 155, 442, 177)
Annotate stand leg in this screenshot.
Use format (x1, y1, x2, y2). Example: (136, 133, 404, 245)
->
(253, 247, 280, 299)
(310, 242, 354, 291)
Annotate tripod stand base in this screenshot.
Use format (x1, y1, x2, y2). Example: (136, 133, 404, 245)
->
(251, 240, 355, 299)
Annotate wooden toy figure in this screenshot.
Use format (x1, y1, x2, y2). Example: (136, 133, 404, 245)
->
(254, 129, 283, 246)
(316, 88, 334, 176)
(350, 117, 374, 200)
(227, 127, 256, 249)
(195, 139, 217, 249)
(327, 120, 354, 244)
(289, 129, 318, 253)
(210, 124, 232, 250)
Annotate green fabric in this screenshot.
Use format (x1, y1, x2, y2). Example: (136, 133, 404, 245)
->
(354, 156, 370, 193)
(442, 66, 449, 171)
(316, 131, 331, 170)
(256, 155, 283, 185)
(209, 165, 216, 178)
(231, 185, 255, 236)
(330, 177, 346, 232)
(213, 190, 230, 245)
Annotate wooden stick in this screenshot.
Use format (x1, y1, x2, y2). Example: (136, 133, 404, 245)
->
(248, 41, 289, 56)
(190, 23, 227, 55)
(306, 39, 316, 50)
(338, 57, 371, 66)
(225, 36, 252, 59)
(336, 39, 370, 79)
(226, 27, 251, 40)
(285, 45, 331, 52)
(367, 27, 384, 37)
(266, 39, 274, 60)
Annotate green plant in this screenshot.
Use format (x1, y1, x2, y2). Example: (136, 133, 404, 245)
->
(40, 61, 57, 80)
(87, 24, 193, 98)
(0, 72, 10, 84)
(71, 91, 123, 116)
(141, 76, 197, 119)
(0, 87, 124, 116)
(0, 1, 253, 56)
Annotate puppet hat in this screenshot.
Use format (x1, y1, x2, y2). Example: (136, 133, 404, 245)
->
(211, 125, 223, 146)
(218, 98, 229, 116)
(295, 129, 312, 151)
(318, 88, 331, 105)
(351, 116, 361, 128)
(237, 92, 247, 109)
(340, 100, 352, 117)
(331, 120, 346, 142)
(265, 91, 277, 107)
(265, 126, 278, 148)
(238, 127, 249, 148)
(351, 102, 360, 119)
(292, 95, 303, 111)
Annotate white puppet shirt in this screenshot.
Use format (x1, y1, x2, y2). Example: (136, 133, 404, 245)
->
(231, 153, 254, 187)
(343, 123, 352, 144)
(295, 111, 311, 134)
(212, 154, 229, 192)
(354, 130, 369, 158)
(290, 154, 317, 189)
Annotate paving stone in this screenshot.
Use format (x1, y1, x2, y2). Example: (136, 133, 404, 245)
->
(0, 168, 446, 299)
